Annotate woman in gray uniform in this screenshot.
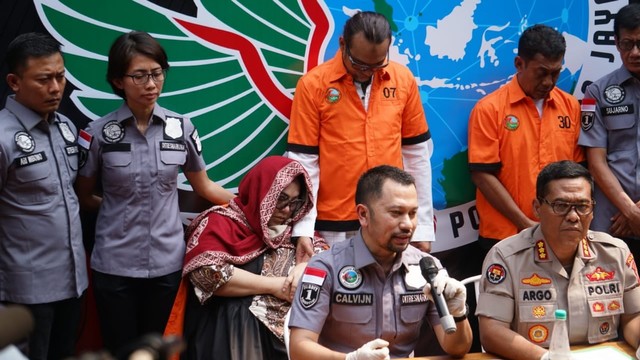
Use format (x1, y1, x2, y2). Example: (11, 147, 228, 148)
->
(74, 31, 235, 357)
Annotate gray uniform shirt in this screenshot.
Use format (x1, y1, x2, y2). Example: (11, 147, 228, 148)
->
(289, 232, 440, 358)
(578, 66, 640, 233)
(477, 225, 640, 346)
(0, 96, 87, 304)
(79, 104, 205, 278)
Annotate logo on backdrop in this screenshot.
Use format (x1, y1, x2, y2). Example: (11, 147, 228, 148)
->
(35, 0, 624, 251)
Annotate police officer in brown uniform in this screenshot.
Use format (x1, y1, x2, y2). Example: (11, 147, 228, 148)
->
(477, 160, 640, 360)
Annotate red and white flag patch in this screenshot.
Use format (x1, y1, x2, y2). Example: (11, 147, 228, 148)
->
(78, 129, 92, 150)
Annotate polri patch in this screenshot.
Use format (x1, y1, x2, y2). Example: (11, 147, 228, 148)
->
(486, 263, 506, 284)
(57, 122, 76, 144)
(102, 120, 125, 143)
(339, 266, 363, 290)
(603, 84, 625, 104)
(15, 151, 46, 167)
(164, 117, 183, 140)
(14, 131, 35, 153)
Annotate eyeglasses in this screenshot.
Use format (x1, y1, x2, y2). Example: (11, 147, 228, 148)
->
(345, 47, 390, 72)
(125, 70, 166, 85)
(275, 195, 305, 212)
(539, 198, 595, 216)
(618, 39, 640, 52)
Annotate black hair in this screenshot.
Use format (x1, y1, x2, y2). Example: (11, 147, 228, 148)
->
(343, 11, 391, 48)
(536, 161, 593, 199)
(518, 24, 566, 61)
(355, 165, 415, 207)
(615, 4, 640, 38)
(5, 32, 62, 76)
(106, 31, 169, 98)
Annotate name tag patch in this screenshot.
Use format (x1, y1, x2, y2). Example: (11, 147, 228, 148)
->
(520, 288, 556, 302)
(333, 292, 373, 305)
(160, 141, 186, 151)
(15, 151, 47, 167)
(400, 292, 428, 305)
(601, 104, 634, 116)
(66, 145, 79, 156)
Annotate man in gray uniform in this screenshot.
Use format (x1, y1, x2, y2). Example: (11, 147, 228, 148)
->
(0, 33, 87, 359)
(288, 165, 472, 359)
(477, 161, 640, 360)
(579, 3, 640, 261)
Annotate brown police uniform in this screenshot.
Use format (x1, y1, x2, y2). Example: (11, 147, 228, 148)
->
(477, 225, 640, 346)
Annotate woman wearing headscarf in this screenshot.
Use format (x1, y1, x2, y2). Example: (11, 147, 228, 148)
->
(179, 156, 327, 360)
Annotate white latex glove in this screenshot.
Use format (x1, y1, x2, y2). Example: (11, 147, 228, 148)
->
(422, 271, 467, 317)
(345, 339, 390, 360)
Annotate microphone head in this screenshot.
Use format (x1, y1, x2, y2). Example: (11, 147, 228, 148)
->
(0, 305, 34, 349)
(419, 256, 439, 277)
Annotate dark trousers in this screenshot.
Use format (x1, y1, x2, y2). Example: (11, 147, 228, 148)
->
(23, 296, 83, 360)
(92, 270, 182, 357)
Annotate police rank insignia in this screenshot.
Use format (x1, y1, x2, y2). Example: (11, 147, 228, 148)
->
(580, 98, 596, 131)
(339, 266, 363, 290)
(504, 115, 519, 131)
(164, 117, 183, 139)
(102, 121, 125, 143)
(299, 267, 327, 309)
(325, 87, 341, 104)
(57, 122, 76, 144)
(191, 129, 202, 155)
(14, 131, 35, 153)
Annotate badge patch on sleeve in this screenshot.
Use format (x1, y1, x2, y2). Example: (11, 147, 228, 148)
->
(78, 130, 92, 150)
(486, 263, 506, 284)
(190, 129, 202, 155)
(581, 98, 595, 131)
(299, 267, 326, 309)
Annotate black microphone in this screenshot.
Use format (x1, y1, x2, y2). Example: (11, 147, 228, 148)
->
(0, 305, 34, 349)
(419, 257, 456, 334)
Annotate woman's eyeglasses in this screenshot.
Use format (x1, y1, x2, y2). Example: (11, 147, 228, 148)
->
(275, 196, 305, 212)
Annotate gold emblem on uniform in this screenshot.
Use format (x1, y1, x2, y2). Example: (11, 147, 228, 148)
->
(521, 273, 552, 286)
(528, 324, 548, 343)
(535, 240, 548, 260)
(532, 306, 546, 318)
(581, 238, 591, 258)
(608, 300, 621, 311)
(592, 302, 605, 312)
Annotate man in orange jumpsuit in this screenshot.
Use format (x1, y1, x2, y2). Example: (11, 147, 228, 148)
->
(287, 11, 434, 254)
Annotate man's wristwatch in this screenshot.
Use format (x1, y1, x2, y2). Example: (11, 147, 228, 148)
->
(454, 303, 470, 323)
